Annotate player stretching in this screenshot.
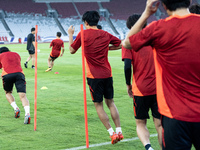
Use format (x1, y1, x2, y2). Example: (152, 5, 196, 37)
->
(0, 47, 31, 124)
(68, 11, 123, 144)
(122, 14, 162, 150)
(123, 0, 200, 149)
(45, 32, 64, 72)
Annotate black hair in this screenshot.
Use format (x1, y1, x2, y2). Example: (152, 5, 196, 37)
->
(0, 47, 10, 54)
(161, 0, 190, 11)
(126, 14, 147, 30)
(57, 32, 62, 37)
(189, 4, 200, 14)
(31, 27, 35, 32)
(82, 11, 100, 26)
(97, 25, 102, 29)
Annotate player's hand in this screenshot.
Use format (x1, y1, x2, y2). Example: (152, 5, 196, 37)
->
(68, 25, 75, 35)
(144, 0, 160, 17)
(126, 84, 133, 98)
(60, 53, 63, 57)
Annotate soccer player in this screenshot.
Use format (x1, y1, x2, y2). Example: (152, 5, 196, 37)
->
(68, 11, 123, 144)
(122, 14, 162, 150)
(189, 3, 200, 14)
(123, 0, 200, 149)
(45, 32, 64, 72)
(24, 27, 35, 69)
(0, 47, 31, 124)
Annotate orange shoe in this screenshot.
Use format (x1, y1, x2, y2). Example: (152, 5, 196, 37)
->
(118, 132, 124, 141)
(110, 132, 119, 144)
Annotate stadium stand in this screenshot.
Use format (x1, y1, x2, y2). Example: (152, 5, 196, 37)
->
(0, 0, 198, 42)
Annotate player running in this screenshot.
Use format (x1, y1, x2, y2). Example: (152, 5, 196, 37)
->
(122, 14, 162, 150)
(45, 32, 64, 72)
(123, 0, 200, 149)
(68, 11, 123, 144)
(0, 47, 31, 124)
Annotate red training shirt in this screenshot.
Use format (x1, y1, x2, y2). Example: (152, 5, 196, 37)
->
(129, 14, 200, 122)
(0, 51, 23, 76)
(71, 29, 121, 79)
(50, 38, 64, 57)
(122, 46, 156, 96)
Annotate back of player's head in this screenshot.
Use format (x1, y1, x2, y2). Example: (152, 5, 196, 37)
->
(82, 11, 100, 26)
(31, 27, 35, 32)
(126, 14, 147, 30)
(57, 32, 62, 37)
(0, 47, 10, 54)
(161, 0, 190, 11)
(189, 4, 200, 14)
(97, 25, 102, 29)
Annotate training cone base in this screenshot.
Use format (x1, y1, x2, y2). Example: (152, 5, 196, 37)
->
(55, 72, 59, 74)
(41, 86, 48, 90)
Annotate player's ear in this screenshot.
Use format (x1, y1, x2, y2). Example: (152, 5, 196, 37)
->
(84, 21, 89, 26)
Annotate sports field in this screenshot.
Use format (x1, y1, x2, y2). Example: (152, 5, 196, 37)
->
(0, 43, 193, 150)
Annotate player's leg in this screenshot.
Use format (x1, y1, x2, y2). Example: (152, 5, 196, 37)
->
(153, 117, 162, 149)
(135, 119, 151, 146)
(87, 77, 118, 144)
(15, 73, 31, 124)
(104, 77, 123, 141)
(3, 74, 20, 118)
(46, 56, 53, 72)
(150, 94, 162, 149)
(94, 101, 111, 130)
(134, 96, 153, 150)
(31, 54, 35, 68)
(24, 50, 33, 68)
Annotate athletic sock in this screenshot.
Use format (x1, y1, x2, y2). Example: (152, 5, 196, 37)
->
(11, 102, 19, 110)
(145, 144, 153, 150)
(107, 128, 115, 136)
(116, 127, 122, 134)
(24, 106, 30, 116)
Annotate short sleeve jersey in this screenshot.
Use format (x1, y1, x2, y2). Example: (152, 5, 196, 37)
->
(27, 33, 35, 50)
(0, 52, 23, 76)
(122, 46, 156, 96)
(129, 14, 200, 122)
(50, 38, 64, 57)
(71, 29, 121, 79)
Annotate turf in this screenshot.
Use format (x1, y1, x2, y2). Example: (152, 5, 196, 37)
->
(0, 43, 195, 150)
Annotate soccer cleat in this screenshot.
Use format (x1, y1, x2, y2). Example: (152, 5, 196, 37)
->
(31, 65, 35, 69)
(14, 108, 20, 118)
(24, 62, 28, 68)
(118, 132, 124, 141)
(45, 67, 52, 72)
(110, 132, 119, 144)
(24, 114, 31, 124)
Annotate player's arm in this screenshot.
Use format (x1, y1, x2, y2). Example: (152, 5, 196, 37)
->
(124, 59, 133, 98)
(68, 25, 76, 54)
(60, 47, 64, 57)
(109, 43, 122, 50)
(123, 0, 159, 49)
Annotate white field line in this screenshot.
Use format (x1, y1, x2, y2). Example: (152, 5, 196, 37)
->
(64, 134, 158, 150)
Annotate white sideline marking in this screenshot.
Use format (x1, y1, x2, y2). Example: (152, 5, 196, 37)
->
(64, 134, 157, 150)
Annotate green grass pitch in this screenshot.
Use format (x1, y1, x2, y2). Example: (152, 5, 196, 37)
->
(0, 43, 185, 150)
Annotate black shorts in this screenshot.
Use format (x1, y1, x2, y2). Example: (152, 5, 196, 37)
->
(162, 115, 200, 150)
(2, 72, 26, 93)
(87, 77, 114, 103)
(133, 94, 160, 119)
(50, 55, 58, 61)
(28, 49, 35, 55)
